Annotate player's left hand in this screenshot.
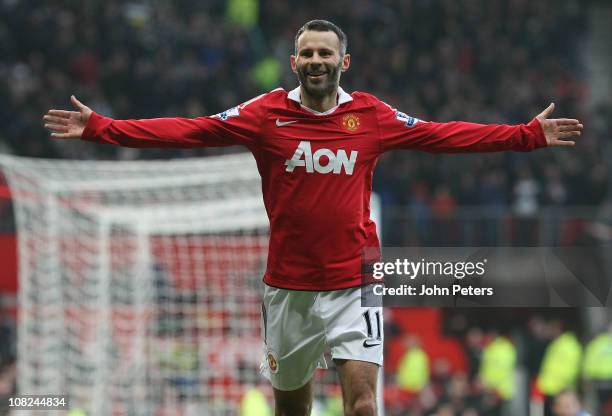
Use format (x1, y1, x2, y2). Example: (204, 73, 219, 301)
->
(535, 103, 583, 147)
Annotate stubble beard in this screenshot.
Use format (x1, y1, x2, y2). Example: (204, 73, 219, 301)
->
(297, 61, 343, 100)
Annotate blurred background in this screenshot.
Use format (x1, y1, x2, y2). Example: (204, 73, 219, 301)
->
(0, 0, 611, 415)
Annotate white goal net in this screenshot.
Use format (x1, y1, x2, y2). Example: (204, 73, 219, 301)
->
(0, 153, 382, 416)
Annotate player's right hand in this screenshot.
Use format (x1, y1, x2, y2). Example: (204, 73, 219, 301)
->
(43, 95, 92, 139)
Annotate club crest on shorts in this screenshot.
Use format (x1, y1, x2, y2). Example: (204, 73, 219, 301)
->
(267, 350, 279, 373)
(342, 113, 360, 131)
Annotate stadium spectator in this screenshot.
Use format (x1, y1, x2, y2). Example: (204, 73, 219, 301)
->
(478, 334, 516, 401)
(513, 168, 540, 245)
(396, 335, 429, 393)
(537, 325, 583, 415)
(583, 327, 612, 414)
(240, 386, 272, 416)
(551, 389, 591, 416)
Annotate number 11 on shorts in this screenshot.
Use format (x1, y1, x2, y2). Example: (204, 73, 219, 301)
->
(362, 309, 382, 341)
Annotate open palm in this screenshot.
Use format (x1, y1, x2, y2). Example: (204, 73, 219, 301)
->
(535, 103, 583, 147)
(43, 95, 92, 139)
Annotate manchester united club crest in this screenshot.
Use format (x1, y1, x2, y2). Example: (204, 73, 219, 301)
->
(267, 351, 278, 373)
(342, 113, 360, 131)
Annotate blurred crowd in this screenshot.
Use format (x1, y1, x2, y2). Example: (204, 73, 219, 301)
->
(0, 0, 609, 231)
(381, 311, 610, 415)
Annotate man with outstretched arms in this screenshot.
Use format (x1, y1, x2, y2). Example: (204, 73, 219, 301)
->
(44, 19, 582, 416)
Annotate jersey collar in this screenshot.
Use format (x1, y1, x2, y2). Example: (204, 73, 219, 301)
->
(287, 86, 353, 116)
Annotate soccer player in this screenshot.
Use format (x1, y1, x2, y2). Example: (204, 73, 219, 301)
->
(43, 19, 582, 416)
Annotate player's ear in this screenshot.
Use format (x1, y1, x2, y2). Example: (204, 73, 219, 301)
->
(290, 55, 298, 74)
(341, 53, 351, 72)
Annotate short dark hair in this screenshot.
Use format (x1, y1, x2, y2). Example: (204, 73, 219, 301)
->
(294, 20, 347, 55)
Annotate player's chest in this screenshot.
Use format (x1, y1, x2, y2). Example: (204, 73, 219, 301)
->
(258, 111, 380, 165)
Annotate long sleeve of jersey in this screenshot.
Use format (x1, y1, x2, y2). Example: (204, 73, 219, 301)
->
(81, 95, 265, 150)
(75, 87, 552, 292)
(372, 97, 548, 153)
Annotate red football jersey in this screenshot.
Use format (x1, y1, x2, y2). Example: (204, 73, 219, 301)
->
(82, 87, 547, 290)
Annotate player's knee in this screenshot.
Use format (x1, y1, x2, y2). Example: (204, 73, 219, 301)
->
(345, 396, 376, 416)
(275, 402, 312, 416)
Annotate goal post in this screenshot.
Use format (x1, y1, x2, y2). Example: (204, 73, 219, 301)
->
(78, 197, 269, 415)
(0, 153, 383, 415)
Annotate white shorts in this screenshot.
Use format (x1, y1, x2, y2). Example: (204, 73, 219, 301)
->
(260, 284, 383, 391)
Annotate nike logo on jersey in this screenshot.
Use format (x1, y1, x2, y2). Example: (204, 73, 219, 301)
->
(363, 340, 382, 348)
(276, 119, 298, 127)
(285, 141, 358, 175)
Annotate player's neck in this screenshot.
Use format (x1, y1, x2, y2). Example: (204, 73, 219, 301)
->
(299, 87, 338, 113)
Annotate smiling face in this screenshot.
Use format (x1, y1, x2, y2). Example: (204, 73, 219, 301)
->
(290, 30, 351, 100)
